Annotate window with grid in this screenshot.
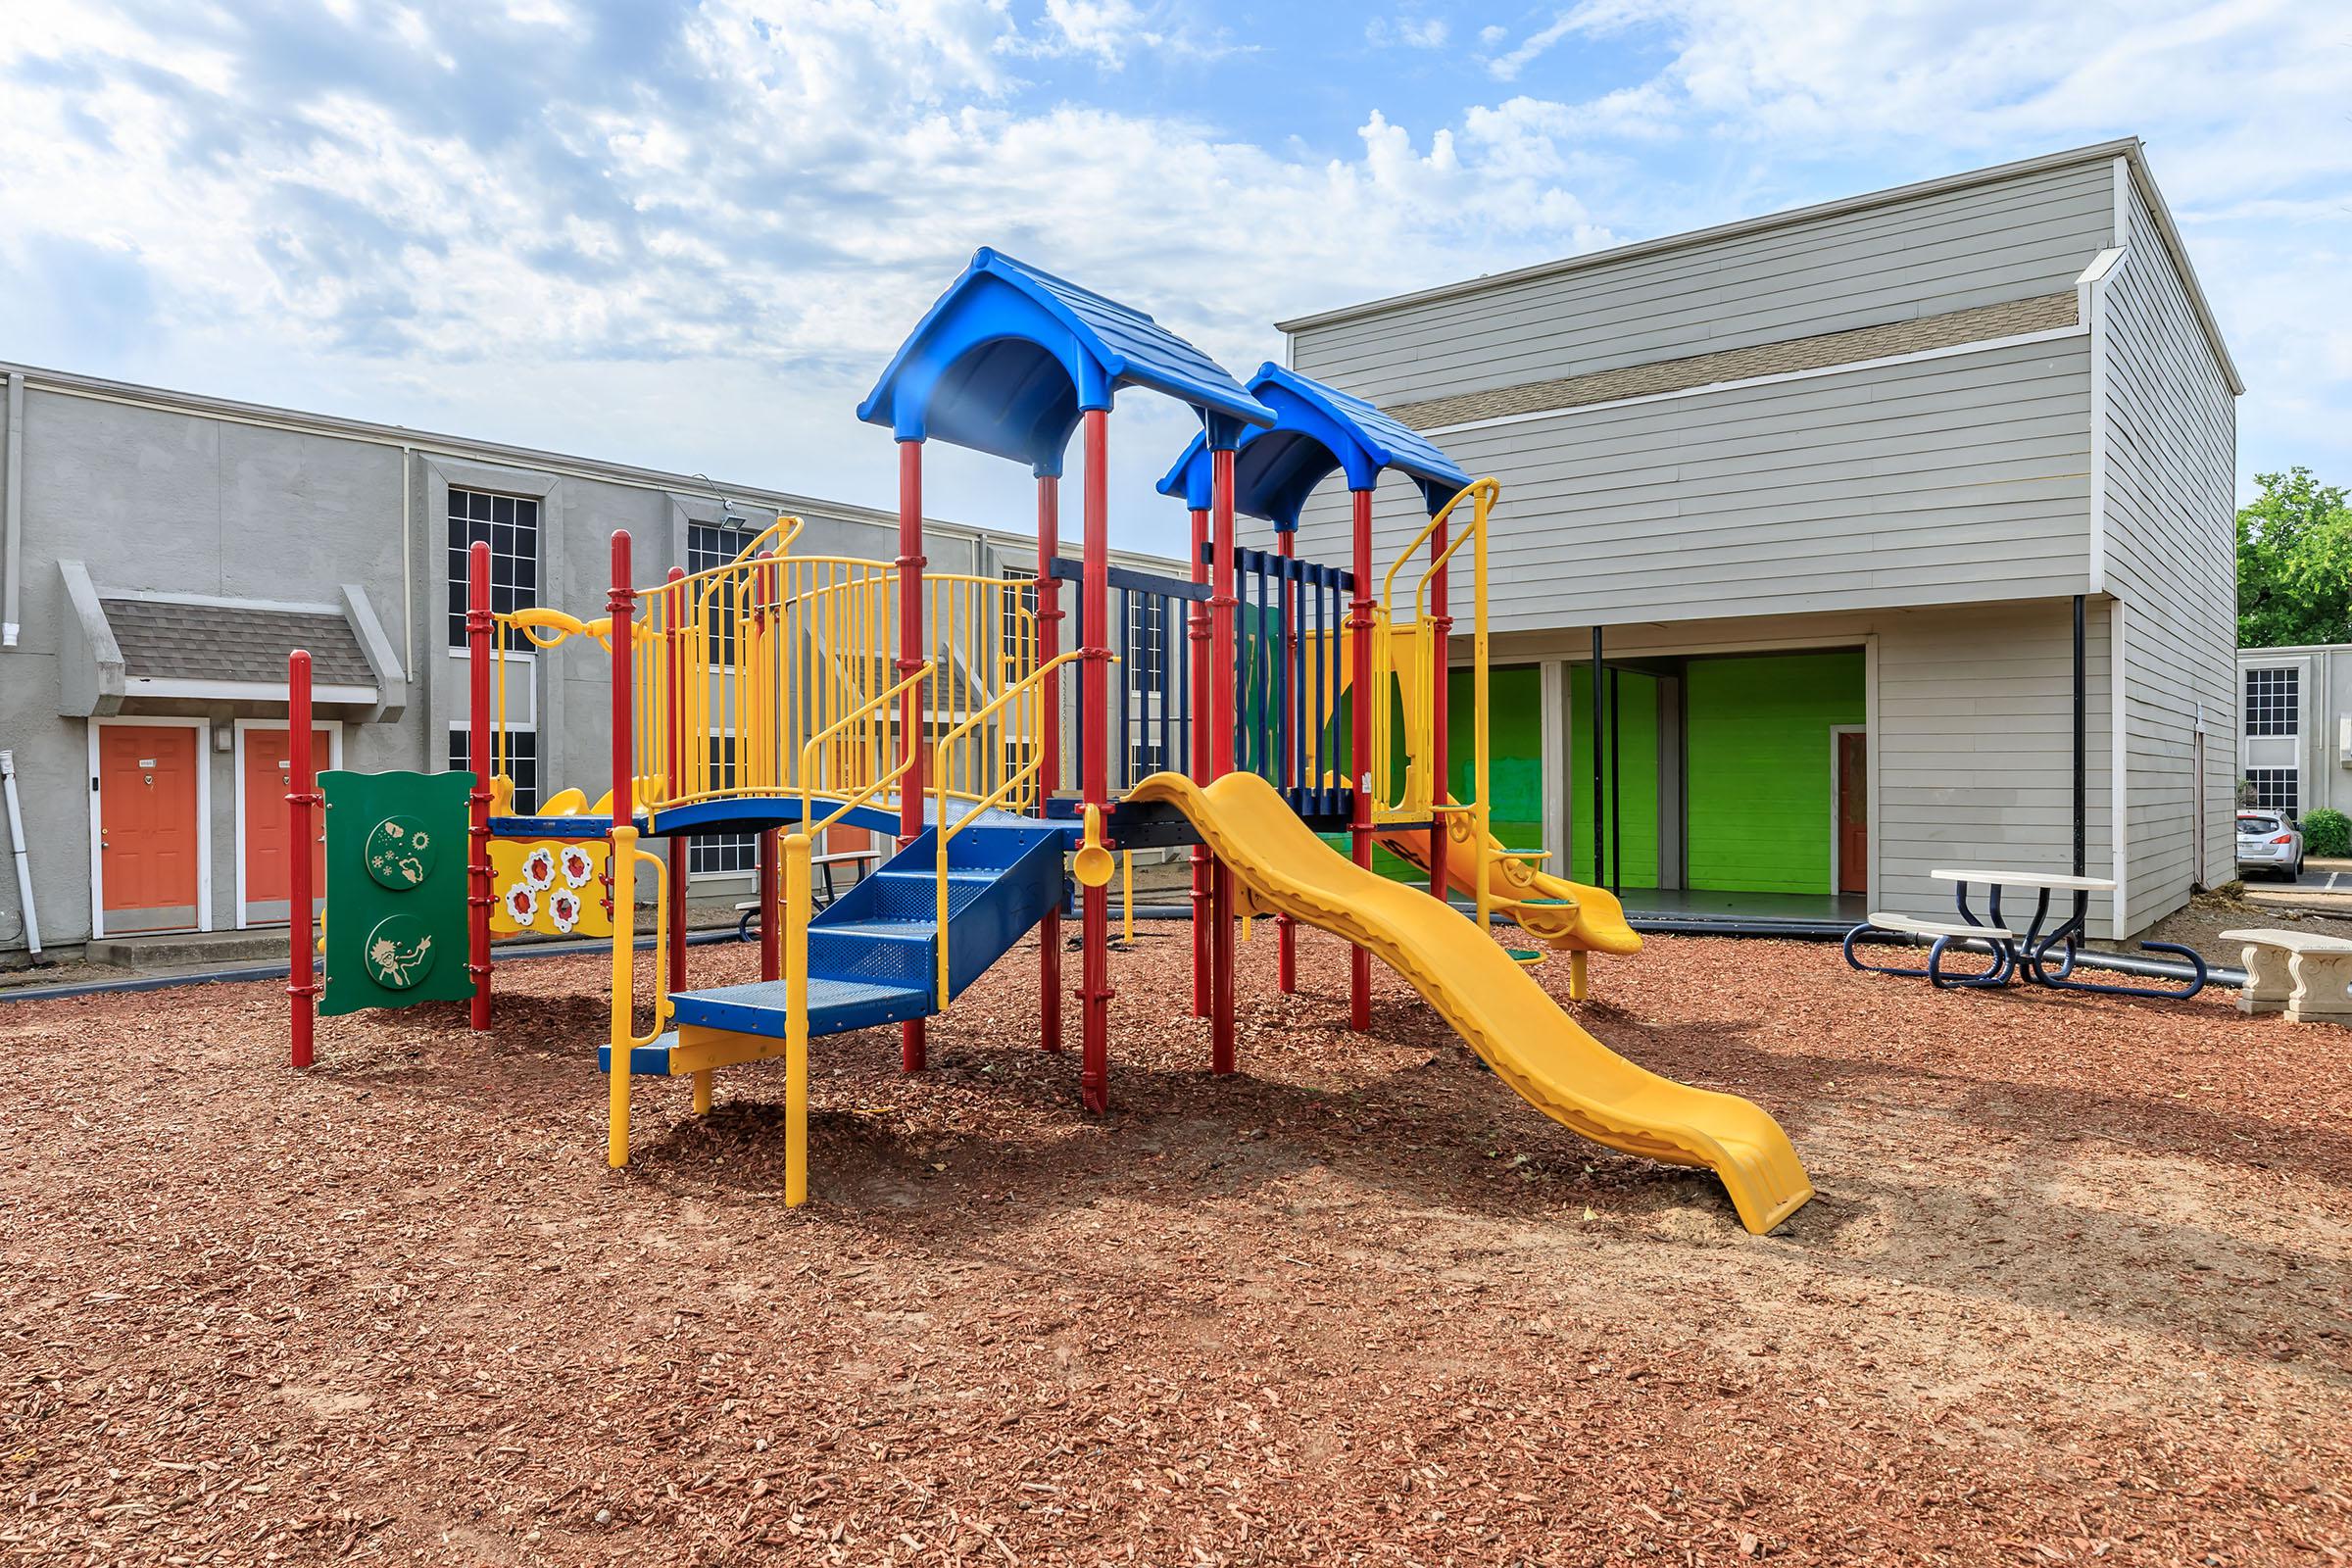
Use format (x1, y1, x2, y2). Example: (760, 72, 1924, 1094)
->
(2245, 767, 2299, 815)
(2244, 666, 2299, 737)
(999, 567, 1039, 674)
(447, 487, 540, 647)
(687, 521, 756, 667)
(1126, 593, 1169, 689)
(451, 726, 537, 813)
(690, 733, 757, 875)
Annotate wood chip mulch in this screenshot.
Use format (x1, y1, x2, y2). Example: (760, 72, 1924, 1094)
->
(2, 925, 2347, 1565)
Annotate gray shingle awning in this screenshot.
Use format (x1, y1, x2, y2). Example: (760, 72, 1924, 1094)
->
(101, 598, 376, 688)
(55, 564, 407, 721)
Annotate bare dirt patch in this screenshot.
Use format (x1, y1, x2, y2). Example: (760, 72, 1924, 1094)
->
(2, 926, 2346, 1564)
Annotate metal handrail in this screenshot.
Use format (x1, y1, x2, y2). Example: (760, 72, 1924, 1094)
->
(801, 662, 935, 837)
(932, 649, 1096, 1000)
(1370, 477, 1500, 937)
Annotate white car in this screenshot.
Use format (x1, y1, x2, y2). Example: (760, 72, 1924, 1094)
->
(2236, 810, 2305, 881)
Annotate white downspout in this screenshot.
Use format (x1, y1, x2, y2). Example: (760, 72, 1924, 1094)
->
(1, 750, 42, 961)
(4, 372, 24, 648)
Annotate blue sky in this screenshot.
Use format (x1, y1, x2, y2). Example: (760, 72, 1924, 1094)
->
(2, 0, 2347, 555)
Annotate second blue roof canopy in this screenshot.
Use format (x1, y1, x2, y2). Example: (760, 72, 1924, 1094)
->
(858, 248, 1275, 478)
(1156, 364, 1471, 528)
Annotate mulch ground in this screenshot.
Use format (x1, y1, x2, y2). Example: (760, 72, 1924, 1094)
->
(2, 923, 2347, 1566)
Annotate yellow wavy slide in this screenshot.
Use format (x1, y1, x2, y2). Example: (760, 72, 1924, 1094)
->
(1374, 803, 1642, 957)
(1130, 770, 1813, 1234)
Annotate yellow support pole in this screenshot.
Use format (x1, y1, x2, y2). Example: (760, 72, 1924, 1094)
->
(1121, 850, 1134, 945)
(784, 829, 811, 1207)
(693, 1069, 712, 1114)
(608, 824, 637, 1167)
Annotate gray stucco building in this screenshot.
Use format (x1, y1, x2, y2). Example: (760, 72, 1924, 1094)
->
(0, 367, 1120, 961)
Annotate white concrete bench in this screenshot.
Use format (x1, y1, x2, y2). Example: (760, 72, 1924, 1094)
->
(1866, 912, 2017, 941)
(2219, 927, 2352, 1023)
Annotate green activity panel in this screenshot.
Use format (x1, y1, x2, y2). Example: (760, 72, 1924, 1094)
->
(320, 769, 475, 1017)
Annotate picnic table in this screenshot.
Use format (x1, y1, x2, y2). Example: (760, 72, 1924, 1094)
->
(1843, 866, 2207, 1000)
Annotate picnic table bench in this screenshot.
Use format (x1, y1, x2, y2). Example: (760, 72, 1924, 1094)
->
(2219, 927, 2352, 1023)
(1845, 866, 2207, 1000)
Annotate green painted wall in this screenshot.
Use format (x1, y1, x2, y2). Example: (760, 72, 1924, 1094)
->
(1567, 667, 1660, 889)
(1446, 664, 1544, 868)
(1684, 652, 1865, 895)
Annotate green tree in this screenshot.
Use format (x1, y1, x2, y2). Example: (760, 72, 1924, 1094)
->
(2239, 467, 2352, 648)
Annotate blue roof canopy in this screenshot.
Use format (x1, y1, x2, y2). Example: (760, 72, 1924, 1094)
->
(858, 248, 1275, 478)
(1155, 364, 1472, 528)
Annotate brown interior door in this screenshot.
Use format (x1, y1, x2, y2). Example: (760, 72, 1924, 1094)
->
(1836, 730, 1867, 896)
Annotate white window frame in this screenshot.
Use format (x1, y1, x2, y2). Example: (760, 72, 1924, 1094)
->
(452, 721, 538, 813)
(87, 715, 213, 940)
(231, 717, 346, 929)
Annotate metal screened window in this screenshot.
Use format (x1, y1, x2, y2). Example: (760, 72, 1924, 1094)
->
(451, 727, 536, 813)
(1126, 593, 1169, 688)
(2244, 666, 2298, 737)
(691, 733, 756, 875)
(2245, 767, 2299, 815)
(687, 521, 757, 666)
(448, 488, 540, 648)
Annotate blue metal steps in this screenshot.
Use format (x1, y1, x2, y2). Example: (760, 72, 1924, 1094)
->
(604, 816, 1068, 1075)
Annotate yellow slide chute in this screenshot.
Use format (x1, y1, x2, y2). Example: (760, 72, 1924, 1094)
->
(1373, 802, 1642, 958)
(1130, 769, 1813, 1235)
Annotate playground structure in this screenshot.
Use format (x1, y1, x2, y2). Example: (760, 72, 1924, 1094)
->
(286, 248, 1815, 1234)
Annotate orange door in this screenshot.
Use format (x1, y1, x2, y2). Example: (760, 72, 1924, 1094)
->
(243, 728, 331, 921)
(98, 725, 202, 933)
(1836, 730, 1868, 897)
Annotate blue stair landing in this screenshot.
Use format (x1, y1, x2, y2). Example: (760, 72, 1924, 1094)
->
(601, 818, 1067, 1075)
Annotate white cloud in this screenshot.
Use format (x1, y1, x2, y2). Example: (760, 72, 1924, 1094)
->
(1366, 15, 1450, 49)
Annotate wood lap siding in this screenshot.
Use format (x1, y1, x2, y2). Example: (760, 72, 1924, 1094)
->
(1290, 160, 2116, 405)
(1875, 601, 2118, 934)
(2097, 172, 2240, 924)
(1293, 336, 2094, 631)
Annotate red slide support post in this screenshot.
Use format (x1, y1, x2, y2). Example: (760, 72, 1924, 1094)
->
(609, 529, 636, 840)
(1036, 473, 1064, 1053)
(1274, 523, 1298, 995)
(1427, 510, 1451, 907)
(286, 650, 318, 1068)
(1347, 488, 1374, 1030)
(1078, 411, 1113, 1112)
(466, 538, 494, 1030)
(1208, 446, 1238, 1075)
(896, 439, 928, 1074)
(1187, 504, 1210, 1019)
(665, 566, 688, 1000)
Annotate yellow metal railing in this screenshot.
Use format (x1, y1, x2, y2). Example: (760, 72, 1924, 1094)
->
(1369, 477, 1499, 932)
(606, 833, 672, 1166)
(931, 650, 1092, 1001)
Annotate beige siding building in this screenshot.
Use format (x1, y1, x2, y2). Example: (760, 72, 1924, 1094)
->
(1281, 140, 2238, 937)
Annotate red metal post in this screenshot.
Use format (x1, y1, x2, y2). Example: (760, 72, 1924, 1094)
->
(1036, 473, 1064, 1053)
(1274, 523, 1298, 995)
(1347, 488, 1374, 1030)
(1427, 509, 1452, 908)
(896, 439, 927, 1073)
(1079, 411, 1112, 1113)
(1187, 504, 1210, 1019)
(286, 650, 318, 1068)
(1208, 446, 1237, 1075)
(758, 830, 780, 981)
(466, 538, 493, 1030)
(665, 566, 687, 1000)
(610, 530, 636, 920)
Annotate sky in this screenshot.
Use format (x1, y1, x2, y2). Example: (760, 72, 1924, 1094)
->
(2, 0, 2347, 556)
